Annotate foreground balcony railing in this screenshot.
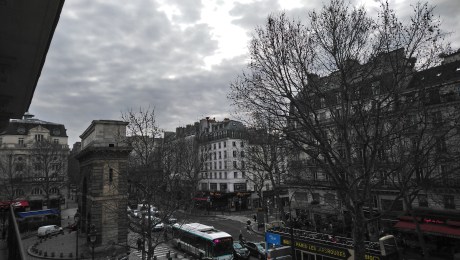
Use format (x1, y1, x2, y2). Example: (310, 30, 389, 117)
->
(7, 204, 27, 260)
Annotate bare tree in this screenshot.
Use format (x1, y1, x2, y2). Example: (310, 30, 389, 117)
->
(121, 107, 200, 260)
(0, 151, 18, 202)
(32, 139, 68, 209)
(229, 0, 449, 258)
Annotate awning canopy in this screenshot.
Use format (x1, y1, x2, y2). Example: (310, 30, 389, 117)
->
(394, 221, 460, 238)
(17, 208, 59, 218)
(0, 200, 29, 209)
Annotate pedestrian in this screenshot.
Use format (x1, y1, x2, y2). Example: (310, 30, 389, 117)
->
(137, 237, 142, 250)
(246, 220, 251, 231)
(253, 214, 257, 222)
(239, 230, 244, 243)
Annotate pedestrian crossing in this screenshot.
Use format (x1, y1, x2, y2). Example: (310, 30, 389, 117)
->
(131, 245, 173, 259)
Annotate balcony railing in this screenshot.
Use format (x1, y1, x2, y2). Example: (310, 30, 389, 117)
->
(7, 204, 27, 260)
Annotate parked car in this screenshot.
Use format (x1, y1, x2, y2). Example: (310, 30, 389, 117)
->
(243, 241, 266, 260)
(37, 225, 63, 238)
(233, 241, 250, 259)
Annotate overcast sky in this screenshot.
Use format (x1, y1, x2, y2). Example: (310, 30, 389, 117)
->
(29, 0, 460, 146)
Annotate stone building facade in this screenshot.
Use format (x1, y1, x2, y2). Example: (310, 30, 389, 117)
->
(75, 120, 132, 251)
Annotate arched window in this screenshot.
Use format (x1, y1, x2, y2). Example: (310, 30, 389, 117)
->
(31, 187, 43, 195)
(14, 189, 24, 197)
(49, 187, 59, 194)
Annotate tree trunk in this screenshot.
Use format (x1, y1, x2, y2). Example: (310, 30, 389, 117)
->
(352, 204, 367, 260)
(404, 195, 429, 258)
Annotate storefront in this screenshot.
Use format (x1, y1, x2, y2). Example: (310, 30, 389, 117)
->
(193, 191, 252, 211)
(392, 209, 460, 259)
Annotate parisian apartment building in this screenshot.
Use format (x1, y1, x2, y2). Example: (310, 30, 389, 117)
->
(0, 113, 69, 211)
(284, 49, 460, 252)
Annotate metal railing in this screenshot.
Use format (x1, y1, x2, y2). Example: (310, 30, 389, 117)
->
(267, 226, 381, 254)
(7, 204, 27, 260)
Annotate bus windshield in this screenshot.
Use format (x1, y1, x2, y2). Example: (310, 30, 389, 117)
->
(213, 237, 233, 257)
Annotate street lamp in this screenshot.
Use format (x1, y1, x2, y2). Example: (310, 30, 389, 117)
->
(74, 211, 81, 260)
(89, 224, 97, 260)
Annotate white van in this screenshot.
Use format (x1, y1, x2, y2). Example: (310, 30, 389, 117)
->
(37, 225, 63, 238)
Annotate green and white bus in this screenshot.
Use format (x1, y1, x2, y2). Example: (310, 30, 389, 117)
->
(171, 223, 234, 260)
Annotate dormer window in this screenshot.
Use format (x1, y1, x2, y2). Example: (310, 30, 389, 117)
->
(35, 134, 44, 142)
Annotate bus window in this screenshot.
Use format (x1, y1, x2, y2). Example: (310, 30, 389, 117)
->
(213, 237, 233, 257)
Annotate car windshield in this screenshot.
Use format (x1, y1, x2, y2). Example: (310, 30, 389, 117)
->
(213, 237, 233, 257)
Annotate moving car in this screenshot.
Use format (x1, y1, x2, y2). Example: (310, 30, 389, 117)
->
(37, 225, 63, 238)
(233, 241, 250, 259)
(243, 241, 266, 260)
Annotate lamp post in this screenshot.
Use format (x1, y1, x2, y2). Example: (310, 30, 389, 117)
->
(89, 224, 97, 260)
(74, 211, 81, 260)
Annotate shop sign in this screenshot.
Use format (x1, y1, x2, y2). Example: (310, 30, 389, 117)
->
(266, 232, 281, 245)
(422, 218, 444, 224)
(281, 238, 351, 259)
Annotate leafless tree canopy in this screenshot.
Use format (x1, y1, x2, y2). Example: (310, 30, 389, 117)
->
(229, 0, 453, 258)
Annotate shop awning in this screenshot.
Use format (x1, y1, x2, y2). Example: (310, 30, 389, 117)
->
(394, 221, 460, 238)
(0, 200, 29, 209)
(17, 208, 59, 218)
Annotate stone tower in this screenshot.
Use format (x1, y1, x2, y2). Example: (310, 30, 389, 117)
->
(75, 120, 132, 251)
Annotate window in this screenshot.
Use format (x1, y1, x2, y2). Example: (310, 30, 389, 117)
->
(213, 152, 216, 160)
(214, 172, 217, 179)
(31, 187, 42, 195)
(213, 143, 216, 150)
(242, 171, 245, 178)
(210, 163, 212, 170)
(210, 183, 217, 191)
(218, 142, 221, 149)
(219, 161, 222, 169)
(312, 193, 320, 204)
(240, 151, 245, 157)
(233, 161, 237, 168)
(13, 189, 24, 197)
(220, 183, 227, 191)
(240, 141, 244, 148)
(325, 194, 335, 205)
(233, 151, 237, 157)
(444, 195, 455, 209)
(201, 183, 208, 191)
(219, 172, 222, 179)
(218, 151, 221, 159)
(319, 112, 326, 121)
(232, 141, 236, 147)
(18, 138, 24, 145)
(15, 164, 24, 172)
(224, 151, 227, 158)
(234, 172, 238, 179)
(418, 194, 428, 207)
(51, 164, 59, 172)
(224, 161, 227, 169)
(35, 134, 44, 142)
(107, 168, 114, 183)
(0, 137, 2, 145)
(224, 172, 227, 179)
(241, 161, 245, 169)
(53, 139, 59, 144)
(49, 187, 59, 194)
(234, 183, 247, 191)
(214, 162, 216, 169)
(224, 142, 226, 148)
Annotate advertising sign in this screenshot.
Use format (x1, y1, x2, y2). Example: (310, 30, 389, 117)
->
(266, 232, 281, 245)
